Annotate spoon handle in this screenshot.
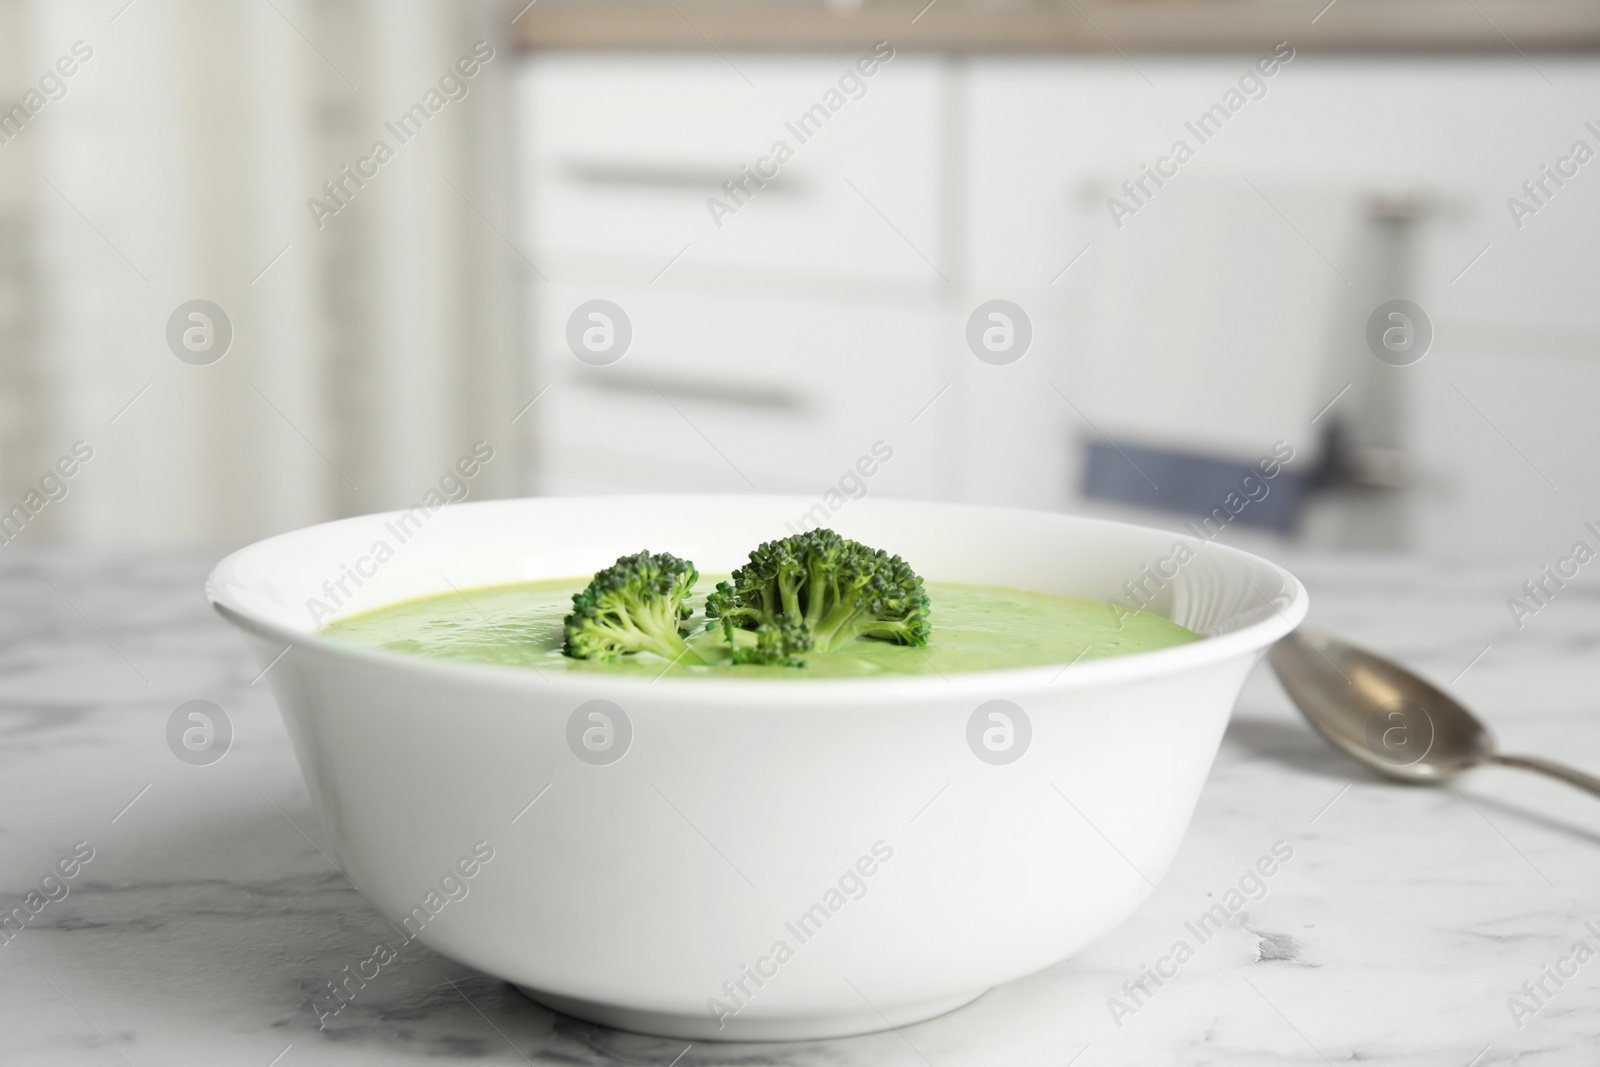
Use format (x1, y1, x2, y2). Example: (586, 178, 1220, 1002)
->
(1489, 753, 1600, 799)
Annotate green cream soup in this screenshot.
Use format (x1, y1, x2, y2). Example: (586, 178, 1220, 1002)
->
(321, 577, 1200, 679)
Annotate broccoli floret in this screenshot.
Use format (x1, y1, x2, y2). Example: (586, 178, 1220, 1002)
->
(724, 611, 814, 666)
(563, 550, 708, 665)
(706, 529, 930, 664)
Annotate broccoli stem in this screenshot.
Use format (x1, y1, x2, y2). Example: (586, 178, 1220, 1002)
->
(811, 600, 866, 651)
(636, 631, 707, 665)
(629, 597, 706, 664)
(779, 569, 802, 619)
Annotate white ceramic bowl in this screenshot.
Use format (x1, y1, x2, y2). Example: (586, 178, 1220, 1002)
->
(208, 495, 1306, 1041)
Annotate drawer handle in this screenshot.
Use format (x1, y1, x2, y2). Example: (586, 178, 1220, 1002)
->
(563, 161, 801, 195)
(576, 370, 805, 412)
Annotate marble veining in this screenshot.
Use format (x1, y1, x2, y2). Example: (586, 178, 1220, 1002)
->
(1, 549, 1598, 1064)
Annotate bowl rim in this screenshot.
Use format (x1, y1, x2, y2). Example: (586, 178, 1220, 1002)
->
(207, 494, 1308, 705)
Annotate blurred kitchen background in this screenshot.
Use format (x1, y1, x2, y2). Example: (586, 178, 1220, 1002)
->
(1, 0, 1597, 561)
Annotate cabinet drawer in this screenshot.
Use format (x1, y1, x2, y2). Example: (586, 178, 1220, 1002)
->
(517, 55, 945, 285)
(529, 284, 954, 497)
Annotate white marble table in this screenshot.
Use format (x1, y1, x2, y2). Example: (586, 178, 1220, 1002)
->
(2, 549, 1597, 1065)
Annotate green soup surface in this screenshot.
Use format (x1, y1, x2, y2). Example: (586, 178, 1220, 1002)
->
(320, 577, 1200, 679)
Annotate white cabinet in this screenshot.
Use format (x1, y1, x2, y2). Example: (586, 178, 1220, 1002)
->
(518, 53, 1600, 554)
(516, 53, 958, 503)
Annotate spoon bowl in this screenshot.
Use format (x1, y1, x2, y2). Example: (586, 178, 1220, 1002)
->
(1270, 630, 1600, 797)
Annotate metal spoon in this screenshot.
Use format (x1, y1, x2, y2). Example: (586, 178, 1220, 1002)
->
(1269, 630, 1600, 798)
